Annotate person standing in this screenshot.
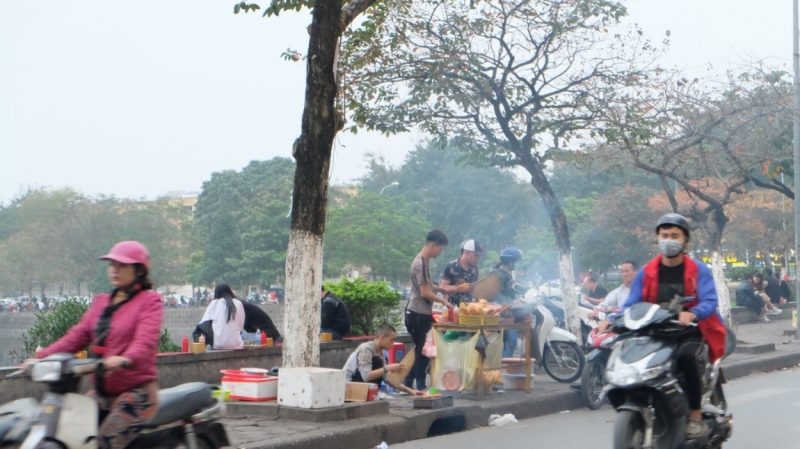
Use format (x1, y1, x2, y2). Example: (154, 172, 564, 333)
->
(490, 248, 524, 357)
(404, 230, 457, 391)
(321, 286, 351, 340)
(440, 239, 483, 307)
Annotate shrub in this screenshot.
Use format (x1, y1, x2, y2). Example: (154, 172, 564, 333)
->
(324, 277, 402, 336)
(158, 328, 181, 353)
(725, 266, 753, 282)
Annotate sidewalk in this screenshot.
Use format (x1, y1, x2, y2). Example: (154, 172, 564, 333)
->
(221, 320, 800, 449)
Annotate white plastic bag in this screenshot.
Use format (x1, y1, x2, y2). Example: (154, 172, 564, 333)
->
(488, 413, 518, 427)
(377, 442, 389, 449)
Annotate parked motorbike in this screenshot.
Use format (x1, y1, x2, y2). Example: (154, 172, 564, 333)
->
(0, 353, 229, 449)
(606, 299, 733, 449)
(580, 326, 619, 410)
(516, 295, 585, 383)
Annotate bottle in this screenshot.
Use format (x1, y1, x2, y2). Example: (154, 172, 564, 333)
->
(181, 335, 189, 353)
(199, 335, 206, 348)
(442, 308, 450, 323)
(259, 330, 267, 346)
(35, 345, 43, 358)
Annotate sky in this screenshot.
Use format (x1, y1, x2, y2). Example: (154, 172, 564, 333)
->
(0, 0, 794, 204)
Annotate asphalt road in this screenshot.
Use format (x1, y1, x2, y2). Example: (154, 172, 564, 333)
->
(393, 367, 800, 449)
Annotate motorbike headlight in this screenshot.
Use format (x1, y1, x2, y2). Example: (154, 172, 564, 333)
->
(31, 361, 62, 382)
(607, 361, 670, 387)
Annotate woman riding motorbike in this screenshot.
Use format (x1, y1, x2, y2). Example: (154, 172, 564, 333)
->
(25, 241, 163, 449)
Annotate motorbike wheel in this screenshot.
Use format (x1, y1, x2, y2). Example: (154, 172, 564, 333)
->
(173, 438, 214, 449)
(580, 359, 606, 410)
(613, 410, 645, 449)
(543, 341, 585, 383)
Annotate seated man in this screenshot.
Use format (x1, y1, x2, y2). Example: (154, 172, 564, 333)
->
(581, 275, 608, 306)
(343, 323, 421, 395)
(321, 286, 352, 340)
(241, 301, 282, 341)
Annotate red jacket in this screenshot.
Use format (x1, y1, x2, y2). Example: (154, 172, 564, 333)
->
(628, 255, 728, 362)
(39, 290, 163, 395)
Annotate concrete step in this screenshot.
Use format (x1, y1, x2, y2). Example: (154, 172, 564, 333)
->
(735, 343, 776, 355)
(783, 329, 797, 337)
(226, 399, 389, 423)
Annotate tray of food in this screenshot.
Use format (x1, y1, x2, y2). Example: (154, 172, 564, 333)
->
(413, 394, 454, 409)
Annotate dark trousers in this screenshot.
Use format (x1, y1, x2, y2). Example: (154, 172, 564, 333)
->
(404, 310, 433, 390)
(675, 333, 705, 411)
(353, 355, 385, 387)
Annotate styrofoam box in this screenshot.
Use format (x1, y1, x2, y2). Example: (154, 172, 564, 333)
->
(278, 367, 345, 409)
(222, 376, 278, 402)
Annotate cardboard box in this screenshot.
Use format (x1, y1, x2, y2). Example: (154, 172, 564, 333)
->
(278, 367, 345, 409)
(345, 382, 377, 402)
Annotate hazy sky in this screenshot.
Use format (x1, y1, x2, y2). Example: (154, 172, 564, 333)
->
(0, 1, 793, 204)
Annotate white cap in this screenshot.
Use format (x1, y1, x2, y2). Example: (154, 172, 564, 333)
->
(461, 239, 484, 253)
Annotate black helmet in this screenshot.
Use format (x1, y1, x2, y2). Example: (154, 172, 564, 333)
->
(656, 213, 690, 238)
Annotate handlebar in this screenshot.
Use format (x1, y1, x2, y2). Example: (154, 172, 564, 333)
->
(668, 320, 698, 327)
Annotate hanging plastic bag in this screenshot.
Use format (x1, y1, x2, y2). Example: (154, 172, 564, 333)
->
(422, 330, 437, 358)
(432, 329, 480, 391)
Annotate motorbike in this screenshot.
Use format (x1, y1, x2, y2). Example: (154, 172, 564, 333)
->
(539, 295, 601, 344)
(580, 326, 619, 410)
(515, 294, 586, 383)
(0, 353, 229, 449)
(606, 298, 733, 449)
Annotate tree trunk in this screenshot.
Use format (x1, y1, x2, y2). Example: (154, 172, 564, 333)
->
(527, 164, 582, 338)
(282, 0, 343, 369)
(707, 209, 731, 325)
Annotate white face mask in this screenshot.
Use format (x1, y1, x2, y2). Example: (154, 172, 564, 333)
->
(658, 239, 684, 258)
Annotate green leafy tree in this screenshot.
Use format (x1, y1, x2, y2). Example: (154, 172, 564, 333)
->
(325, 192, 431, 283)
(12, 297, 91, 361)
(341, 0, 663, 337)
(323, 278, 402, 336)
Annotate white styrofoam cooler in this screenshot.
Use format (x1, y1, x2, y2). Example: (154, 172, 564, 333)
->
(278, 367, 345, 409)
(222, 376, 278, 402)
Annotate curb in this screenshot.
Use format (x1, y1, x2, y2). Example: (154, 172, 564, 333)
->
(237, 351, 800, 449)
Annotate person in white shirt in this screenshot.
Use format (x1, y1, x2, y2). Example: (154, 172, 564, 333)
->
(589, 260, 638, 320)
(199, 284, 245, 350)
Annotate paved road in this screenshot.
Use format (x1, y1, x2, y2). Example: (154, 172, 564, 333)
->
(394, 367, 800, 448)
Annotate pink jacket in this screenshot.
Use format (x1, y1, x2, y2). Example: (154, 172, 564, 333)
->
(39, 290, 163, 396)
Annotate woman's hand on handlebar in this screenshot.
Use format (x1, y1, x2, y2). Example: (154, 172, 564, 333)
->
(103, 356, 132, 373)
(597, 320, 612, 334)
(678, 311, 697, 326)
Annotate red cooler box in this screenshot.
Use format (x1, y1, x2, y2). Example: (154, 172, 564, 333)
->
(221, 371, 278, 402)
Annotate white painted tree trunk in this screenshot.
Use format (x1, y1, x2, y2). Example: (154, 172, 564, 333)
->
(283, 229, 324, 368)
(711, 250, 731, 325)
(557, 249, 582, 338)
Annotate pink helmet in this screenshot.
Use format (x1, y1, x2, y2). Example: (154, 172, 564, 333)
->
(100, 241, 151, 270)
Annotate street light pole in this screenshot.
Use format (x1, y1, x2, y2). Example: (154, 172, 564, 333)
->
(793, 0, 800, 339)
(380, 182, 399, 195)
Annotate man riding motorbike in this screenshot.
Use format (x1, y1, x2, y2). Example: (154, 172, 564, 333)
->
(597, 214, 727, 440)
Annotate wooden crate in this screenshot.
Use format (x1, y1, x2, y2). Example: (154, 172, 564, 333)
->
(413, 395, 454, 410)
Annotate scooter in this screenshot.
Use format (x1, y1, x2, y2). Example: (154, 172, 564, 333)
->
(606, 299, 733, 449)
(539, 295, 600, 345)
(0, 353, 229, 449)
(515, 295, 585, 383)
(580, 326, 619, 410)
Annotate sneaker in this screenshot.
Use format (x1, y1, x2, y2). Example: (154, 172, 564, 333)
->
(768, 308, 782, 316)
(686, 418, 709, 440)
(759, 316, 771, 323)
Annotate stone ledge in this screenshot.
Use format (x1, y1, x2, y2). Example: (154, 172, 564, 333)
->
(227, 400, 389, 423)
(734, 343, 776, 355)
(783, 329, 797, 337)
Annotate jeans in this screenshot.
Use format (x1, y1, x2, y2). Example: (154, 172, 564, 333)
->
(404, 310, 433, 390)
(503, 329, 518, 358)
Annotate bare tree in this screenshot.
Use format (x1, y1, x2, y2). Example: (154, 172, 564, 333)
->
(341, 0, 663, 336)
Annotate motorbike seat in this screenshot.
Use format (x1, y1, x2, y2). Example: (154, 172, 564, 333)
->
(146, 382, 213, 428)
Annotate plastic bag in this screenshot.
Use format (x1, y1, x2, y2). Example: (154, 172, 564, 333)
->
(432, 329, 480, 391)
(422, 330, 437, 358)
(489, 413, 518, 427)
